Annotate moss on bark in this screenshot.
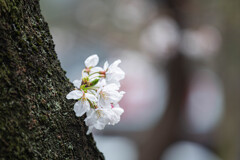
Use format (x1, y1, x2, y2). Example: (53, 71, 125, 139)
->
(0, 0, 104, 159)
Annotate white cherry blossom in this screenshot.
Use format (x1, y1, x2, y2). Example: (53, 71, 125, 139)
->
(110, 104, 124, 125)
(67, 90, 97, 117)
(66, 54, 125, 134)
(73, 79, 82, 88)
(85, 108, 110, 134)
(84, 54, 99, 68)
(97, 83, 125, 107)
(75, 93, 97, 117)
(85, 104, 123, 134)
(102, 60, 125, 86)
(66, 90, 83, 100)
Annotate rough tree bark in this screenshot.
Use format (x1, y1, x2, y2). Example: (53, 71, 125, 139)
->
(0, 0, 104, 159)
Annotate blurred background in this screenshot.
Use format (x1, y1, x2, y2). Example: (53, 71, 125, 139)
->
(40, 0, 240, 159)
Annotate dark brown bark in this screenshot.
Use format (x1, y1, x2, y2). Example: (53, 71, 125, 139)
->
(0, 0, 104, 159)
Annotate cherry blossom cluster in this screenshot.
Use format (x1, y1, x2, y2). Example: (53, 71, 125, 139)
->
(66, 55, 125, 134)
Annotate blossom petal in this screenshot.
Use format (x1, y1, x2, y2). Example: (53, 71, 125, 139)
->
(109, 90, 124, 103)
(111, 59, 121, 67)
(103, 61, 109, 70)
(85, 93, 97, 102)
(95, 121, 106, 130)
(105, 59, 125, 85)
(86, 126, 94, 135)
(85, 54, 99, 68)
(104, 83, 120, 91)
(120, 91, 126, 96)
(73, 79, 82, 88)
(112, 107, 124, 116)
(115, 68, 125, 80)
(74, 100, 90, 117)
(66, 90, 83, 100)
(82, 72, 88, 78)
(95, 79, 106, 88)
(85, 115, 96, 126)
(90, 67, 102, 73)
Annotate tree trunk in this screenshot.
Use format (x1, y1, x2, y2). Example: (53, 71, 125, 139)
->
(0, 0, 104, 159)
